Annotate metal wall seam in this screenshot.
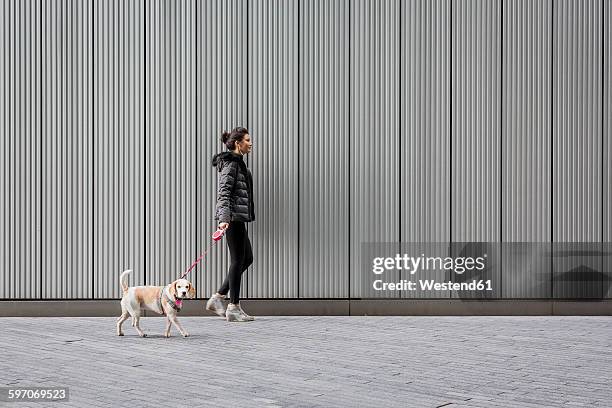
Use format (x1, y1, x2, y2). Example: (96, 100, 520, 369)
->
(349, 0, 400, 298)
(298, 0, 349, 298)
(603, 0, 611, 297)
(247, 0, 299, 298)
(552, 0, 603, 298)
(0, 1, 5, 298)
(196, 0, 248, 299)
(501, 0, 552, 298)
(400, 0, 451, 299)
(1, 1, 42, 299)
(144, 0, 197, 289)
(41, 0, 91, 299)
(93, 0, 145, 298)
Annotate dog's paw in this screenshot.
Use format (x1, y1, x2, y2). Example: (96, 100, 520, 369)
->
(182, 332, 190, 338)
(164, 333, 171, 338)
(139, 333, 147, 338)
(117, 332, 124, 336)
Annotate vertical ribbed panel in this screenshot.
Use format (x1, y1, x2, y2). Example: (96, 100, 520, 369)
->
(349, 0, 399, 298)
(451, 0, 501, 242)
(145, 0, 196, 287)
(501, 0, 552, 298)
(552, 0, 602, 298)
(0, 1, 41, 298)
(299, 0, 349, 298)
(42, 0, 92, 298)
(248, 0, 298, 298)
(502, 0, 552, 242)
(400, 0, 450, 299)
(553, 0, 602, 243)
(197, 0, 248, 299)
(401, 0, 450, 243)
(93, 0, 145, 298)
(451, 0, 501, 299)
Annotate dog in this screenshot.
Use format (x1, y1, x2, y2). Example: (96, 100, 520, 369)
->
(116, 270, 195, 338)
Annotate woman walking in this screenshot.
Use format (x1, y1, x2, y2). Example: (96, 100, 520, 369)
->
(206, 127, 255, 322)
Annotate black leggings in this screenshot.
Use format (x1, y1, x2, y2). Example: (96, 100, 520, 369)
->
(217, 221, 253, 304)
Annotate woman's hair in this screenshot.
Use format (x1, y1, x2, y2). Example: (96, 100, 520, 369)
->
(221, 127, 249, 150)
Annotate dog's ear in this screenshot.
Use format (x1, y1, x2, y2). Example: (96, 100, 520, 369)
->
(170, 281, 177, 297)
(188, 282, 196, 298)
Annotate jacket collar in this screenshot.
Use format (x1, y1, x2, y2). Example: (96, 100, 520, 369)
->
(212, 151, 247, 171)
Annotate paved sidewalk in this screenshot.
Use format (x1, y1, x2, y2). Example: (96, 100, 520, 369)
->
(0, 316, 611, 407)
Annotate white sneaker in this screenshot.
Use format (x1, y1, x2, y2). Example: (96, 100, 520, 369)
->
(226, 303, 255, 322)
(206, 293, 226, 317)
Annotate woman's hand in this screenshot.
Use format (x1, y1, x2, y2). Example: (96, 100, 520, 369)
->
(218, 222, 229, 230)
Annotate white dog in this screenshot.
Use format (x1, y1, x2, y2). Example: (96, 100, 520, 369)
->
(116, 270, 195, 338)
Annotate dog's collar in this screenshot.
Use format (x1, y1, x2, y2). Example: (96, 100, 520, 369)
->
(156, 286, 183, 315)
(162, 286, 182, 313)
(157, 287, 166, 315)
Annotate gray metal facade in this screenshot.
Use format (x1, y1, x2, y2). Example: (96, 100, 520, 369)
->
(1, 0, 610, 300)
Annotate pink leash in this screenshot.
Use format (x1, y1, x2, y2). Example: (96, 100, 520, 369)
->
(179, 228, 226, 280)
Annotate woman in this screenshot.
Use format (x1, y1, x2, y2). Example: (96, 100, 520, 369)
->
(206, 127, 255, 322)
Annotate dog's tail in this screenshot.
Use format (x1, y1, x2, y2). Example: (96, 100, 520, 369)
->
(120, 269, 131, 293)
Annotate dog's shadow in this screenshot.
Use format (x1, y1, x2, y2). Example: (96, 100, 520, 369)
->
(117, 334, 200, 339)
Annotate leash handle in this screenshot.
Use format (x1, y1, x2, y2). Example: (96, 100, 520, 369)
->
(212, 227, 226, 241)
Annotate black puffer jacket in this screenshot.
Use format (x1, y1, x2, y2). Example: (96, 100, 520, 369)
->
(212, 151, 255, 223)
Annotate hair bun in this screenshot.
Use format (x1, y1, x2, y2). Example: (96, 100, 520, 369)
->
(221, 130, 231, 144)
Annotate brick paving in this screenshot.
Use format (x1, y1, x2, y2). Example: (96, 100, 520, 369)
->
(1, 316, 611, 407)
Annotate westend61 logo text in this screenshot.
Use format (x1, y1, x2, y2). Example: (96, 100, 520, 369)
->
(371, 253, 492, 292)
